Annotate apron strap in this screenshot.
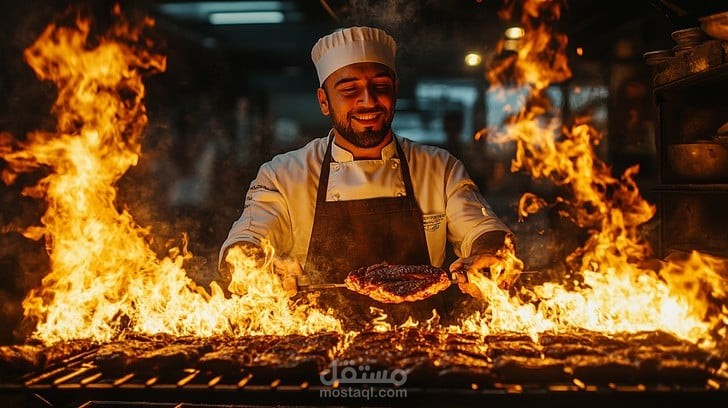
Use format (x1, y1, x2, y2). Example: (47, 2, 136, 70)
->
(315, 134, 335, 205)
(394, 137, 416, 198)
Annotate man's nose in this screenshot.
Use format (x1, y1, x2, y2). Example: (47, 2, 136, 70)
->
(359, 86, 378, 106)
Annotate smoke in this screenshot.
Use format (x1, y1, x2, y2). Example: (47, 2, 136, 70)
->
(343, 0, 421, 30)
(338, 0, 498, 80)
(340, 0, 468, 51)
(135, 106, 250, 288)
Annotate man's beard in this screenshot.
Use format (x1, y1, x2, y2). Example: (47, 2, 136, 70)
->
(330, 105, 394, 148)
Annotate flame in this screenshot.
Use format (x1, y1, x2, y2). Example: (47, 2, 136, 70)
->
(0, 2, 725, 347)
(489, 0, 571, 92)
(0, 6, 341, 344)
(222, 243, 342, 335)
(458, 0, 727, 345)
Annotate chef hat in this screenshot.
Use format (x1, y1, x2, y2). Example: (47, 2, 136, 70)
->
(311, 26, 397, 86)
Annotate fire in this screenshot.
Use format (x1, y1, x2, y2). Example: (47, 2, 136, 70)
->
(0, 2, 725, 347)
(458, 0, 727, 345)
(222, 243, 342, 335)
(0, 6, 341, 344)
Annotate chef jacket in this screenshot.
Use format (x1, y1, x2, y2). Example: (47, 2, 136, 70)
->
(220, 132, 511, 269)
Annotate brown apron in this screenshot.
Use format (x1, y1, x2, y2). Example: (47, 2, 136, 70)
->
(303, 135, 456, 330)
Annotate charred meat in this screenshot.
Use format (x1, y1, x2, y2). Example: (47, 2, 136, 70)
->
(0, 344, 45, 375)
(344, 262, 451, 303)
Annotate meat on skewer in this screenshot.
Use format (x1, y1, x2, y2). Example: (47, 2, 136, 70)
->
(344, 262, 452, 303)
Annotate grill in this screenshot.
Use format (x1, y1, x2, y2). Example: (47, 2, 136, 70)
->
(2, 329, 728, 407)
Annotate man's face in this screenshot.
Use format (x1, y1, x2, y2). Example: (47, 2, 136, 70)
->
(317, 62, 397, 148)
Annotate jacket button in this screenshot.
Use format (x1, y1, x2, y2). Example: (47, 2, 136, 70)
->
(391, 160, 399, 169)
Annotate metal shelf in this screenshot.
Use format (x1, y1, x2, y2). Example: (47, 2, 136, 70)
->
(653, 183, 728, 192)
(652, 61, 728, 257)
(653, 63, 728, 99)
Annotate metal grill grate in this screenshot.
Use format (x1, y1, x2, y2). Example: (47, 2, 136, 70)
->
(2, 330, 728, 407)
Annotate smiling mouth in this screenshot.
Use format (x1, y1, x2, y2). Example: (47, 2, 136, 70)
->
(352, 112, 383, 123)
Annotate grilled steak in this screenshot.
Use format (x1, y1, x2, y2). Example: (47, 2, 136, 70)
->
(196, 333, 341, 381)
(42, 339, 97, 366)
(196, 336, 279, 374)
(94, 339, 165, 376)
(0, 344, 44, 375)
(131, 343, 212, 374)
(484, 333, 541, 359)
(249, 332, 342, 381)
(344, 263, 451, 303)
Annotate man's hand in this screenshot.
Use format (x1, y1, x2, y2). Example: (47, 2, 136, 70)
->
(220, 242, 304, 298)
(271, 256, 304, 298)
(449, 253, 502, 300)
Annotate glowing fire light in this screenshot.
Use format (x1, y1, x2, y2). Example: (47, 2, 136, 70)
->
(0, 1, 724, 348)
(457, 0, 727, 345)
(0, 6, 341, 344)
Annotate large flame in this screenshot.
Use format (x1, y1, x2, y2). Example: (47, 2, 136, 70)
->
(0, 2, 725, 347)
(0, 6, 341, 344)
(457, 0, 727, 345)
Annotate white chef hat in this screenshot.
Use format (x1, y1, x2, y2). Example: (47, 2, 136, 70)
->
(311, 26, 397, 86)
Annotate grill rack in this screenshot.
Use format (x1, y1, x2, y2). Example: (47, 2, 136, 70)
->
(2, 345, 728, 408)
(3, 330, 728, 408)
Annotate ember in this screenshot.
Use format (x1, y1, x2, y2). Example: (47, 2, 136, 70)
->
(1, 329, 726, 393)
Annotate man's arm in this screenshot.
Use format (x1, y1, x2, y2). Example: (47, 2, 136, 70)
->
(469, 230, 507, 256)
(440, 158, 515, 298)
(450, 230, 518, 298)
(218, 162, 293, 270)
(218, 163, 299, 295)
(441, 157, 511, 259)
(220, 240, 301, 297)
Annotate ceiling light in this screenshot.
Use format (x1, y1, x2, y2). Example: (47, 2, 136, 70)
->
(464, 52, 482, 67)
(157, 2, 292, 23)
(159, 1, 284, 15)
(209, 11, 285, 25)
(504, 26, 525, 40)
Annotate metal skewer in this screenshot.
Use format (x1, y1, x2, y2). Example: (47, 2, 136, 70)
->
(296, 271, 539, 292)
(298, 279, 462, 292)
(297, 283, 347, 291)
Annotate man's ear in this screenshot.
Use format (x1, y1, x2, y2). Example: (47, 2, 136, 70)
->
(317, 88, 330, 116)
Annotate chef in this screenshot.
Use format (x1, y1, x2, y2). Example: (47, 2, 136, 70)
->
(219, 26, 513, 327)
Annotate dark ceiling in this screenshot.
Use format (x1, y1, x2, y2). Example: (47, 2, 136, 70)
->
(3, 0, 727, 76)
(1, 0, 728, 108)
(146, 0, 672, 67)
(139, 0, 728, 82)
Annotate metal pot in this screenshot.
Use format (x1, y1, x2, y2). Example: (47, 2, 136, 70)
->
(667, 142, 728, 182)
(699, 11, 728, 40)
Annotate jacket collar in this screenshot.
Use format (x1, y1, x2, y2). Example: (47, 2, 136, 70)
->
(330, 131, 397, 162)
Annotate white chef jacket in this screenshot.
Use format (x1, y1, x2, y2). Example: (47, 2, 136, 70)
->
(220, 132, 511, 268)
